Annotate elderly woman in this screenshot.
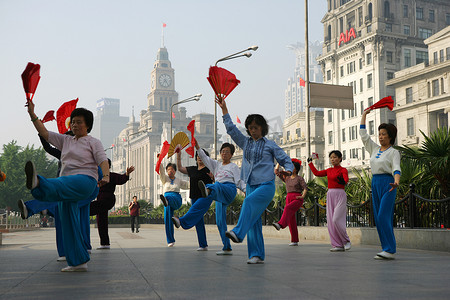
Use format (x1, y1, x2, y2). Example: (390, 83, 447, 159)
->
(26, 99, 109, 271)
(361, 109, 401, 260)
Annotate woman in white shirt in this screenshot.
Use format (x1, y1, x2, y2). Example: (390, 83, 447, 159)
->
(361, 109, 401, 260)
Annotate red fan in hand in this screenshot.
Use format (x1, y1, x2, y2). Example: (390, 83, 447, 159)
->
(155, 141, 170, 174)
(21, 62, 41, 102)
(41, 110, 55, 123)
(56, 99, 78, 134)
(185, 120, 196, 158)
(207, 66, 240, 104)
(365, 96, 394, 111)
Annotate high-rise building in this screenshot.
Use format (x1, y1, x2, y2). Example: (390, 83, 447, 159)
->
(317, 0, 450, 170)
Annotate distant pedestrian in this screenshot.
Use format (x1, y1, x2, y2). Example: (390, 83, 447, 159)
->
(129, 196, 140, 233)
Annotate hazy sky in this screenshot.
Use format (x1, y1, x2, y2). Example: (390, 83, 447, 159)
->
(0, 0, 327, 150)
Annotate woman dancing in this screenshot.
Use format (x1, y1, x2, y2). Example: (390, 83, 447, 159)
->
(361, 109, 401, 260)
(272, 159, 307, 246)
(308, 151, 351, 252)
(217, 99, 294, 264)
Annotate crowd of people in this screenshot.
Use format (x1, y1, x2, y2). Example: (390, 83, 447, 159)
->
(15, 96, 401, 272)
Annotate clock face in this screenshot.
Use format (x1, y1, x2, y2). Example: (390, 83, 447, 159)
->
(159, 74, 172, 87)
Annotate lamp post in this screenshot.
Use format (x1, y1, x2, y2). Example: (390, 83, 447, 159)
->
(213, 45, 258, 159)
(170, 94, 202, 142)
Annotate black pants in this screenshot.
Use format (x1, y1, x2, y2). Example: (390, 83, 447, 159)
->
(90, 197, 115, 246)
(131, 215, 139, 232)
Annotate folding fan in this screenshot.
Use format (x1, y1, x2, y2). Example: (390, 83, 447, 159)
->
(167, 132, 190, 158)
(365, 96, 394, 111)
(207, 66, 240, 103)
(41, 110, 55, 123)
(56, 99, 78, 134)
(21, 62, 41, 102)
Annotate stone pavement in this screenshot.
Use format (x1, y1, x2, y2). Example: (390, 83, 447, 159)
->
(0, 225, 449, 300)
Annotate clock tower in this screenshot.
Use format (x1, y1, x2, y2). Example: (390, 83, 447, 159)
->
(147, 47, 179, 112)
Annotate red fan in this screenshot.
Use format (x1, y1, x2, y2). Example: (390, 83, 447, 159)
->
(155, 141, 170, 174)
(185, 120, 196, 158)
(56, 99, 78, 134)
(365, 96, 394, 111)
(41, 110, 55, 123)
(207, 66, 240, 103)
(21, 62, 41, 102)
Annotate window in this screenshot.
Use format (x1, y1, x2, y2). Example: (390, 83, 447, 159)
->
(367, 24, 372, 33)
(403, 5, 408, 17)
(384, 1, 390, 18)
(404, 49, 411, 67)
(416, 51, 428, 64)
(328, 110, 333, 123)
(416, 7, 423, 20)
(404, 25, 410, 35)
(447, 47, 450, 60)
(359, 58, 363, 69)
(347, 61, 355, 74)
(441, 78, 445, 94)
(341, 109, 346, 120)
(386, 51, 393, 63)
(358, 6, 363, 26)
(296, 148, 301, 157)
(368, 3, 373, 20)
(327, 25, 331, 41)
(418, 28, 433, 39)
(385, 23, 392, 32)
(367, 73, 373, 89)
(287, 131, 290, 141)
(387, 72, 394, 80)
(343, 150, 347, 160)
(327, 70, 331, 81)
(349, 105, 355, 118)
(368, 97, 373, 106)
(447, 13, 450, 25)
(407, 118, 414, 136)
(432, 79, 439, 96)
(367, 53, 372, 65)
(429, 10, 435, 22)
(340, 66, 344, 77)
(342, 129, 346, 142)
(440, 49, 444, 62)
(339, 17, 344, 33)
(296, 128, 301, 139)
(369, 121, 375, 135)
(406, 87, 413, 104)
(433, 52, 438, 64)
(360, 78, 363, 92)
(360, 101, 364, 115)
(328, 131, 333, 144)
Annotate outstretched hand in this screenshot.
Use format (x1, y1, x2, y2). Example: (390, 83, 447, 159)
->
(126, 166, 135, 175)
(307, 157, 312, 163)
(25, 99, 35, 115)
(389, 182, 399, 192)
(215, 98, 228, 115)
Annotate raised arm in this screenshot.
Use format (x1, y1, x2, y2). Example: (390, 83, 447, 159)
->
(26, 100, 49, 141)
(197, 147, 218, 174)
(308, 161, 328, 177)
(360, 108, 378, 154)
(217, 99, 247, 149)
(176, 151, 188, 174)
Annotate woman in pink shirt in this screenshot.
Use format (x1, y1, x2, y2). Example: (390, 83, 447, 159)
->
(308, 150, 350, 252)
(26, 99, 109, 272)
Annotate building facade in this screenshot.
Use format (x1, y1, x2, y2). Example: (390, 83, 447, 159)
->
(317, 0, 450, 170)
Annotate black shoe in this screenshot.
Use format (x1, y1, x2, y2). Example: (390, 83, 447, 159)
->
(18, 199, 28, 219)
(25, 161, 37, 190)
(160, 194, 168, 207)
(198, 180, 208, 198)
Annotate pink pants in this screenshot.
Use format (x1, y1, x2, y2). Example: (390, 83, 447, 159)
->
(278, 192, 303, 243)
(327, 189, 350, 248)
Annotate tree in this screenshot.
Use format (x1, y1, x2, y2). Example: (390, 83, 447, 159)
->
(0, 140, 58, 210)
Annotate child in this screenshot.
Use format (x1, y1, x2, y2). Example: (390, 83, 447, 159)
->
(273, 159, 307, 246)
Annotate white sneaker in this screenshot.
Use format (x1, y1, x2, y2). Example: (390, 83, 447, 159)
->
(168, 242, 175, 247)
(247, 257, 264, 264)
(61, 263, 88, 272)
(289, 242, 299, 246)
(97, 245, 110, 250)
(216, 250, 233, 255)
(344, 242, 351, 251)
(57, 256, 66, 262)
(17, 199, 28, 219)
(225, 231, 240, 243)
(196, 247, 208, 251)
(330, 247, 345, 252)
(25, 161, 38, 190)
(172, 216, 181, 228)
(272, 222, 281, 231)
(375, 251, 395, 260)
(160, 194, 168, 207)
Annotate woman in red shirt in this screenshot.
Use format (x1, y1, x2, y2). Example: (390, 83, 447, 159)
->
(308, 151, 350, 252)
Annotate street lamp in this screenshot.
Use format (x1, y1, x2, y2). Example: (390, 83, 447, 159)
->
(170, 94, 202, 142)
(213, 45, 258, 159)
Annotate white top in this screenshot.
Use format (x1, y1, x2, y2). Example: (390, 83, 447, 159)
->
(197, 148, 245, 192)
(159, 164, 189, 193)
(360, 128, 401, 176)
(48, 131, 107, 179)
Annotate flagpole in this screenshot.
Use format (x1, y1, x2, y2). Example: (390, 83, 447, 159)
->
(305, 0, 311, 182)
(161, 23, 165, 47)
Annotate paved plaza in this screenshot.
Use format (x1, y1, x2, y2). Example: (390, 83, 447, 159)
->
(0, 225, 449, 300)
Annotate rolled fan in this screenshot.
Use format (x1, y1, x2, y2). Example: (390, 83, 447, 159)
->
(207, 66, 240, 103)
(21, 62, 41, 102)
(155, 141, 170, 174)
(365, 96, 394, 111)
(185, 120, 196, 158)
(168, 132, 190, 158)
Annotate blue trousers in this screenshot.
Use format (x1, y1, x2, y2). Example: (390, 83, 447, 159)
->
(191, 198, 208, 248)
(164, 192, 182, 244)
(31, 175, 98, 266)
(231, 181, 275, 260)
(372, 174, 397, 254)
(180, 182, 236, 250)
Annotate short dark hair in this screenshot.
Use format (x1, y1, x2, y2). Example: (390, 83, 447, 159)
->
(378, 123, 397, 145)
(133, 195, 137, 199)
(220, 143, 235, 155)
(329, 150, 343, 162)
(195, 149, 209, 165)
(166, 163, 177, 172)
(70, 108, 94, 133)
(245, 114, 269, 137)
(292, 161, 301, 174)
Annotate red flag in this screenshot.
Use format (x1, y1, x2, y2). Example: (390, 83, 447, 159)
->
(21, 62, 41, 101)
(299, 77, 305, 87)
(172, 112, 176, 119)
(56, 99, 78, 134)
(40, 110, 55, 123)
(236, 116, 241, 124)
(185, 120, 196, 158)
(163, 23, 167, 28)
(155, 141, 170, 174)
(365, 96, 394, 111)
(123, 138, 126, 142)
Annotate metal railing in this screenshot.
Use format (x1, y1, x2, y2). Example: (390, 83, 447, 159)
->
(0, 210, 42, 230)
